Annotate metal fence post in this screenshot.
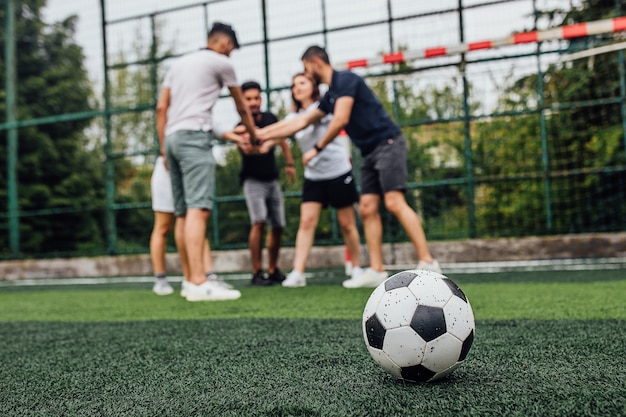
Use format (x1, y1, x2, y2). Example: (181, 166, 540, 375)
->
(5, 0, 19, 257)
(458, 0, 477, 238)
(617, 0, 626, 158)
(261, 0, 271, 105)
(534, 0, 553, 232)
(100, 0, 117, 254)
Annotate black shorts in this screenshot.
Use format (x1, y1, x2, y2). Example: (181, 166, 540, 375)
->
(360, 133, 407, 195)
(302, 171, 359, 209)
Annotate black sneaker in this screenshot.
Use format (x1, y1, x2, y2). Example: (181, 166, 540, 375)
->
(268, 268, 286, 283)
(250, 270, 274, 286)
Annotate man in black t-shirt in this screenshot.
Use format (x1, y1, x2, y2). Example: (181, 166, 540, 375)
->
(239, 81, 295, 286)
(256, 46, 441, 288)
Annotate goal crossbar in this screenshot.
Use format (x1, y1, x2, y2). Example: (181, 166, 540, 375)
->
(339, 16, 626, 70)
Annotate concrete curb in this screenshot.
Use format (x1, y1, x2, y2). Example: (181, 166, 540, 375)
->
(1, 232, 625, 280)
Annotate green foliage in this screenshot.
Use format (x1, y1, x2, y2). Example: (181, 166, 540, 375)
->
(213, 139, 305, 247)
(366, 73, 470, 240)
(108, 22, 171, 155)
(101, 19, 175, 252)
(212, 145, 251, 246)
(0, 1, 104, 255)
(471, 0, 626, 236)
(115, 164, 153, 252)
(3, 1, 626, 258)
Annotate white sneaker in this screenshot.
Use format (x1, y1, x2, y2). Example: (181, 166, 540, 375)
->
(153, 278, 174, 296)
(206, 272, 234, 289)
(416, 260, 442, 274)
(185, 280, 241, 302)
(350, 266, 364, 280)
(180, 280, 189, 297)
(342, 267, 388, 288)
(283, 270, 306, 287)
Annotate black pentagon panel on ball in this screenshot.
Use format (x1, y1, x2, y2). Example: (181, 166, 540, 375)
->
(364, 314, 386, 350)
(400, 364, 437, 382)
(384, 271, 418, 291)
(410, 305, 447, 342)
(442, 278, 467, 302)
(459, 329, 474, 361)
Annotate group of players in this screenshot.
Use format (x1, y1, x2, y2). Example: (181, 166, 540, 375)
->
(150, 22, 441, 302)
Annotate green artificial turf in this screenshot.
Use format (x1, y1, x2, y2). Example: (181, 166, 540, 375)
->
(0, 319, 624, 417)
(1, 268, 625, 416)
(1, 269, 625, 322)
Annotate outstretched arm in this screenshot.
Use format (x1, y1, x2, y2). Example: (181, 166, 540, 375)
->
(257, 108, 326, 145)
(229, 86, 257, 143)
(220, 130, 248, 147)
(211, 123, 250, 149)
(302, 96, 353, 165)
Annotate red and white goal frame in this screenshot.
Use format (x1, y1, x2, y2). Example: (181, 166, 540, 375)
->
(338, 16, 626, 70)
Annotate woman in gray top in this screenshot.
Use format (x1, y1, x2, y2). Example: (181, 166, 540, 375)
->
(261, 73, 363, 287)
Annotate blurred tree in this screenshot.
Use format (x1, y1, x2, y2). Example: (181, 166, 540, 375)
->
(472, 0, 626, 236)
(100, 21, 174, 252)
(0, 0, 105, 255)
(367, 70, 474, 241)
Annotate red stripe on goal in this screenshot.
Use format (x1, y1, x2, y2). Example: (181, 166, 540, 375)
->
(514, 31, 538, 44)
(347, 59, 368, 69)
(383, 52, 405, 64)
(468, 40, 492, 51)
(562, 23, 588, 39)
(614, 16, 626, 32)
(425, 47, 447, 58)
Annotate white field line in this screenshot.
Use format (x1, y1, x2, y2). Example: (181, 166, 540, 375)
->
(388, 257, 626, 274)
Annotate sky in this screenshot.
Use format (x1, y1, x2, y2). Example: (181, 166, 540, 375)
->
(41, 0, 578, 135)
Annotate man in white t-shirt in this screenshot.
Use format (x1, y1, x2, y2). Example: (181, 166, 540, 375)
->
(156, 22, 257, 302)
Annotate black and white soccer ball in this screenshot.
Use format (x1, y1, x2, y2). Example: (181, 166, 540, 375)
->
(362, 269, 475, 382)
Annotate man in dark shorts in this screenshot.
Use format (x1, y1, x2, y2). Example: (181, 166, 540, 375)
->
(256, 46, 441, 288)
(238, 81, 296, 286)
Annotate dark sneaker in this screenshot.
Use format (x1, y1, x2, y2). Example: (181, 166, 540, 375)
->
(268, 268, 286, 283)
(250, 270, 274, 286)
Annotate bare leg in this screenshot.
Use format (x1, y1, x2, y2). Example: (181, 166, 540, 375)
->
(203, 238, 214, 273)
(183, 208, 210, 284)
(292, 202, 322, 272)
(249, 222, 266, 273)
(267, 227, 283, 274)
(174, 215, 190, 281)
(383, 190, 434, 263)
(336, 205, 361, 268)
(359, 193, 384, 271)
(150, 211, 174, 275)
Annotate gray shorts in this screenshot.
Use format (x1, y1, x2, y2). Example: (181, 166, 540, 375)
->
(243, 178, 286, 228)
(165, 130, 216, 216)
(360, 133, 408, 195)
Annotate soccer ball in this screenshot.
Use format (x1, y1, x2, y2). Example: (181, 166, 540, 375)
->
(362, 269, 475, 382)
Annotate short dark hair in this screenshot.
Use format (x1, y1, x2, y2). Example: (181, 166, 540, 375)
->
(241, 80, 261, 92)
(301, 45, 330, 64)
(208, 22, 240, 49)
